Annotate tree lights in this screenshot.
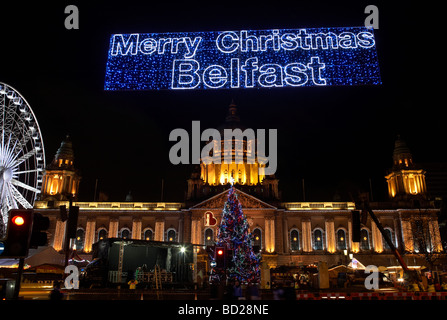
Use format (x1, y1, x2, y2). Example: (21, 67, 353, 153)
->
(212, 186, 261, 283)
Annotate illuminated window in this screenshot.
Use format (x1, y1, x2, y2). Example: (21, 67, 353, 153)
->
(204, 228, 214, 247)
(360, 229, 370, 250)
(290, 229, 300, 251)
(167, 229, 176, 242)
(144, 229, 153, 241)
(120, 228, 131, 240)
(337, 229, 347, 250)
(75, 229, 85, 251)
(98, 229, 108, 241)
(253, 228, 262, 253)
(313, 229, 324, 250)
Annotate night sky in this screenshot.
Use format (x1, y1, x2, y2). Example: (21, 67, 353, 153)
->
(1, 1, 443, 203)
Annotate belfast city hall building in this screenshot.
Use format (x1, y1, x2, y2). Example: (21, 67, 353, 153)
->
(35, 102, 445, 286)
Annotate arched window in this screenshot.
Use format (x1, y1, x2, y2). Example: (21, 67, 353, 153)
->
(75, 228, 85, 251)
(290, 229, 300, 251)
(143, 229, 153, 241)
(336, 229, 347, 250)
(313, 229, 324, 250)
(383, 228, 395, 250)
(98, 228, 107, 241)
(360, 229, 370, 250)
(204, 228, 214, 247)
(253, 228, 262, 253)
(120, 228, 131, 240)
(167, 229, 176, 242)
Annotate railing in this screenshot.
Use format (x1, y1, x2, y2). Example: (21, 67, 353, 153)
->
(34, 200, 184, 211)
(284, 202, 355, 211)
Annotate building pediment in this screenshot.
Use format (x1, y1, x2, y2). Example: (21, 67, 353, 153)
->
(191, 187, 277, 209)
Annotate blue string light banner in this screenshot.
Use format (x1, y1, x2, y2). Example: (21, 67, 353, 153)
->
(104, 26, 381, 90)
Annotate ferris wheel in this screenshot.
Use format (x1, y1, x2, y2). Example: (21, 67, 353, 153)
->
(0, 82, 46, 237)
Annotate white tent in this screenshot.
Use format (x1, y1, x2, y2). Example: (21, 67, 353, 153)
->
(348, 258, 366, 270)
(25, 246, 65, 267)
(0, 246, 65, 268)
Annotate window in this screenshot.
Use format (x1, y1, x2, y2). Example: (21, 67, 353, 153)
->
(98, 228, 107, 241)
(121, 228, 131, 239)
(167, 229, 176, 242)
(290, 229, 300, 251)
(75, 229, 85, 251)
(383, 228, 394, 250)
(204, 228, 214, 247)
(337, 229, 347, 250)
(360, 229, 370, 250)
(253, 228, 262, 253)
(313, 229, 324, 250)
(144, 229, 153, 241)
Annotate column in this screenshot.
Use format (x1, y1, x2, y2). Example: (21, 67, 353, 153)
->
(400, 219, 414, 252)
(53, 220, 66, 251)
(429, 219, 443, 252)
(155, 220, 165, 241)
(108, 219, 119, 238)
(325, 219, 336, 253)
(191, 217, 201, 246)
(264, 217, 275, 253)
(283, 213, 289, 254)
(83, 220, 96, 253)
(132, 219, 142, 240)
(371, 220, 383, 253)
(301, 219, 312, 252)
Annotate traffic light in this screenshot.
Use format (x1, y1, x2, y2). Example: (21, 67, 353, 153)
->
(351, 210, 361, 242)
(1, 209, 34, 257)
(29, 212, 49, 248)
(66, 205, 79, 239)
(215, 246, 226, 268)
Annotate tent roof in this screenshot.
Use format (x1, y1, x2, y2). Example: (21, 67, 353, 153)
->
(348, 258, 366, 270)
(0, 246, 65, 268)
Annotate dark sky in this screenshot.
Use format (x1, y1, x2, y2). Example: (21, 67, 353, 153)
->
(1, 1, 443, 203)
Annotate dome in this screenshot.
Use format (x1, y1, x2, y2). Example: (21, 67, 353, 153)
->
(393, 135, 411, 157)
(55, 135, 74, 161)
(47, 135, 75, 170)
(392, 135, 414, 169)
(216, 101, 247, 135)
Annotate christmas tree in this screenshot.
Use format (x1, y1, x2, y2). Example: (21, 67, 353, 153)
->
(215, 184, 261, 283)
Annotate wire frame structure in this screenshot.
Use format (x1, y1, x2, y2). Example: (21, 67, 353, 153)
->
(0, 82, 45, 237)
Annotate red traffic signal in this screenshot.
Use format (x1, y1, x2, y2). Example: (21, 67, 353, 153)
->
(12, 215, 25, 226)
(1, 209, 34, 257)
(214, 246, 226, 269)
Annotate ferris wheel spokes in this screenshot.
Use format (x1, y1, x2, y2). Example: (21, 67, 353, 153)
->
(0, 82, 45, 236)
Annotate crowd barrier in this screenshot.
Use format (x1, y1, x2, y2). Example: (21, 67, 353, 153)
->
(295, 291, 447, 300)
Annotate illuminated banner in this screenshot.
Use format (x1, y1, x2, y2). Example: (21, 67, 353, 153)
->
(104, 26, 381, 90)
